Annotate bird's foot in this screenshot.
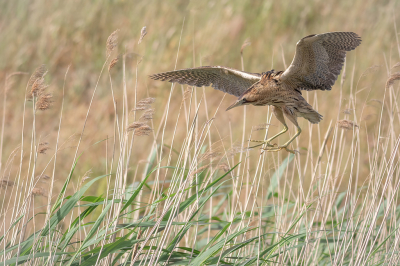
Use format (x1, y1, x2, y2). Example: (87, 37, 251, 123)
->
(249, 139, 277, 149)
(262, 145, 298, 154)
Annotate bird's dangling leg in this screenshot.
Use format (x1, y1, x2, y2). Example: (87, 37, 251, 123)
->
(263, 125, 301, 154)
(263, 107, 301, 154)
(249, 106, 287, 149)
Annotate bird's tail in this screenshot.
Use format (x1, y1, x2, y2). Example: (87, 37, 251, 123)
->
(302, 109, 323, 124)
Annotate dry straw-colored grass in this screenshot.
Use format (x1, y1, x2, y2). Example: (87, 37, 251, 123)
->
(1, 1, 400, 264)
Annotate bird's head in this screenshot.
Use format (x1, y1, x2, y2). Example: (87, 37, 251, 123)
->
(226, 98, 249, 111)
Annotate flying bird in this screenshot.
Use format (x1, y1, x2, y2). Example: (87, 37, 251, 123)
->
(150, 32, 361, 153)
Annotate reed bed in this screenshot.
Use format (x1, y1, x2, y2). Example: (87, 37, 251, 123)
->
(1, 1, 400, 265)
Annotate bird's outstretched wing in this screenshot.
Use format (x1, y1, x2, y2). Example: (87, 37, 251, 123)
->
(150, 66, 261, 97)
(280, 32, 361, 91)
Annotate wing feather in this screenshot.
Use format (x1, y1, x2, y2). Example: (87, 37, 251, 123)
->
(150, 66, 261, 97)
(281, 32, 361, 91)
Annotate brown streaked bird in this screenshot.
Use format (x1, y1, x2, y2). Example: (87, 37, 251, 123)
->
(150, 32, 361, 153)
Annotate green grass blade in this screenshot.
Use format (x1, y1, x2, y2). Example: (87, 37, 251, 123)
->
(66, 201, 112, 265)
(266, 154, 294, 200)
(188, 226, 248, 266)
(2, 252, 71, 265)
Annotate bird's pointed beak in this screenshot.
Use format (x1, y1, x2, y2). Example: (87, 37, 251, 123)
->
(226, 100, 243, 111)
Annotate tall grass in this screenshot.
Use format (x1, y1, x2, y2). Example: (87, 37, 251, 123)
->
(1, 1, 400, 265)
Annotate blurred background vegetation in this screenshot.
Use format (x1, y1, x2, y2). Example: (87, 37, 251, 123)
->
(0, 0, 399, 196)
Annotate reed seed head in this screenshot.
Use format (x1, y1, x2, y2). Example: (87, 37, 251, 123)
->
(132, 105, 150, 111)
(199, 151, 222, 163)
(80, 169, 92, 185)
(392, 62, 400, 70)
(132, 97, 156, 112)
(108, 56, 120, 71)
(106, 29, 119, 57)
(189, 165, 209, 177)
(134, 125, 153, 136)
(361, 65, 380, 78)
(183, 88, 191, 101)
(342, 109, 353, 115)
(28, 65, 47, 90)
(241, 38, 251, 54)
(37, 174, 50, 180)
(227, 146, 248, 157)
(127, 122, 147, 132)
(30, 77, 46, 97)
(386, 72, 400, 89)
(1, 179, 14, 189)
(252, 123, 271, 131)
(139, 109, 154, 121)
(32, 187, 47, 197)
(337, 119, 359, 130)
(36, 91, 53, 110)
(138, 26, 147, 44)
(38, 142, 50, 154)
(218, 163, 230, 172)
(138, 97, 155, 105)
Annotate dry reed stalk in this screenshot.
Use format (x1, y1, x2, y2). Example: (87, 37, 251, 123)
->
(369, 99, 383, 105)
(106, 29, 119, 56)
(131, 229, 143, 261)
(5, 72, 28, 92)
(337, 119, 359, 130)
(138, 26, 147, 44)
